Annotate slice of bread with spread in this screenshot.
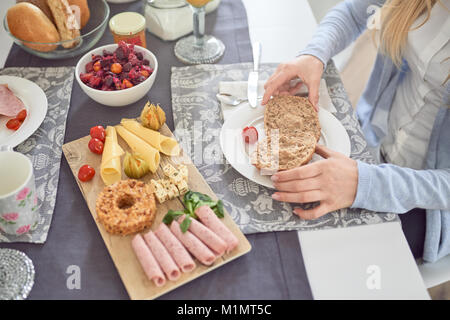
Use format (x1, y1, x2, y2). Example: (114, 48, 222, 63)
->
(252, 95, 321, 173)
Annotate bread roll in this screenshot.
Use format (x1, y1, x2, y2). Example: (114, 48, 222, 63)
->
(7, 3, 60, 52)
(68, 0, 90, 29)
(16, 0, 55, 23)
(47, 0, 80, 48)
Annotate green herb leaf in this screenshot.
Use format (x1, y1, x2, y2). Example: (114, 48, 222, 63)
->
(214, 200, 224, 218)
(184, 191, 212, 203)
(180, 215, 192, 233)
(162, 209, 185, 225)
(186, 201, 194, 216)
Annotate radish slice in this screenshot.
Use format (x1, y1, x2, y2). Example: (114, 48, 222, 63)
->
(242, 126, 258, 144)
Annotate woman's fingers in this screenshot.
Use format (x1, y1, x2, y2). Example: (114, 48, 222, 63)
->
(262, 63, 299, 104)
(271, 161, 322, 182)
(293, 204, 330, 220)
(272, 190, 323, 203)
(315, 144, 334, 159)
(288, 81, 304, 95)
(315, 144, 345, 159)
(306, 80, 320, 111)
(262, 73, 286, 104)
(273, 177, 321, 192)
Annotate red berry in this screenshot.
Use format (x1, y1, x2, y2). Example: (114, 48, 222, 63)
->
(80, 72, 93, 83)
(88, 138, 104, 154)
(89, 76, 102, 87)
(16, 109, 27, 122)
(78, 165, 95, 182)
(242, 126, 258, 144)
(85, 61, 94, 73)
(89, 125, 106, 142)
(6, 119, 21, 131)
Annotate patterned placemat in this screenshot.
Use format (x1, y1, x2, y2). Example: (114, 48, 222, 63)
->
(171, 61, 398, 234)
(0, 67, 74, 243)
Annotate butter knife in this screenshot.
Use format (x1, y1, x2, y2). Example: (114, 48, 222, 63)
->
(248, 42, 261, 108)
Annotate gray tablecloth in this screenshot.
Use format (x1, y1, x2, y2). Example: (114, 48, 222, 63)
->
(171, 62, 398, 234)
(0, 67, 75, 244)
(0, 0, 312, 299)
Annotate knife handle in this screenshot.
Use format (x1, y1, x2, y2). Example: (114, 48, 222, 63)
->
(252, 42, 261, 72)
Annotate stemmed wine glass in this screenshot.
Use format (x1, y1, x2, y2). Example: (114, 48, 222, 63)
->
(174, 0, 225, 64)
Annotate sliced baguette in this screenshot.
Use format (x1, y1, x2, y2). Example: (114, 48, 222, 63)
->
(47, 0, 80, 48)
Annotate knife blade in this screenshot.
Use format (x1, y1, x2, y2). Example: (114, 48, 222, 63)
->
(248, 42, 261, 108)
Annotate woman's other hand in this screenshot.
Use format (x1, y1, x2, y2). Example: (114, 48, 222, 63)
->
(262, 55, 324, 110)
(271, 145, 358, 220)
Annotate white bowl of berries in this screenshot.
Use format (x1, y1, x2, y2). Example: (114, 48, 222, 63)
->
(75, 42, 158, 107)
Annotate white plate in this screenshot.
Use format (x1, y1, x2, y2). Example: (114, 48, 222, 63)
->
(0, 76, 48, 148)
(220, 105, 351, 189)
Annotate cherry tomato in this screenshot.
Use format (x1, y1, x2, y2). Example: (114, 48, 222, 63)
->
(242, 126, 258, 144)
(89, 125, 106, 142)
(88, 138, 104, 154)
(6, 119, 22, 131)
(16, 109, 27, 121)
(78, 165, 95, 182)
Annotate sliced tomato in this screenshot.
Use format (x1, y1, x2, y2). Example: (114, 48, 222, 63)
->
(6, 119, 22, 131)
(88, 138, 104, 154)
(78, 165, 95, 182)
(16, 109, 27, 122)
(89, 125, 106, 142)
(242, 126, 258, 144)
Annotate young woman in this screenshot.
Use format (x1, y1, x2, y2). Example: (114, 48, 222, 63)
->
(262, 0, 449, 262)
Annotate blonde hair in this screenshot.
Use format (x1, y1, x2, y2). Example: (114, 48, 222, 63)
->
(378, 0, 437, 67)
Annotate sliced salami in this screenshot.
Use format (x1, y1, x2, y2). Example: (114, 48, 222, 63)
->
(143, 230, 181, 281)
(178, 214, 227, 257)
(169, 221, 216, 266)
(195, 205, 239, 253)
(154, 223, 196, 273)
(131, 234, 166, 287)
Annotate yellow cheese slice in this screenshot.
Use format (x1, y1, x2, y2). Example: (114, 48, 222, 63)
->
(120, 119, 180, 156)
(101, 126, 124, 186)
(116, 125, 160, 173)
(160, 135, 180, 156)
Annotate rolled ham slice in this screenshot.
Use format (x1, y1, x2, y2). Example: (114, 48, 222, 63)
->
(0, 84, 25, 117)
(195, 205, 239, 253)
(131, 234, 166, 287)
(178, 214, 227, 257)
(169, 221, 216, 266)
(143, 230, 181, 281)
(154, 223, 196, 273)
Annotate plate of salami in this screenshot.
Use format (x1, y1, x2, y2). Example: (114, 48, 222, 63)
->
(0, 76, 48, 148)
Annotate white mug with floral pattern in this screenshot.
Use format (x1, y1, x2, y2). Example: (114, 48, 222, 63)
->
(0, 146, 39, 235)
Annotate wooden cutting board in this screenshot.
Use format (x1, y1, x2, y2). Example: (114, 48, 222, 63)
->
(62, 124, 252, 300)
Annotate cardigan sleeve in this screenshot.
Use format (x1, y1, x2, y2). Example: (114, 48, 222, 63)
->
(298, 0, 385, 68)
(351, 161, 450, 213)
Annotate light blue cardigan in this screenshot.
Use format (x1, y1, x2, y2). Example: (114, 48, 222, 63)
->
(299, 0, 450, 262)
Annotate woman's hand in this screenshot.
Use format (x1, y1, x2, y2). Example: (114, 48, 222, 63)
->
(262, 55, 324, 110)
(271, 145, 358, 220)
